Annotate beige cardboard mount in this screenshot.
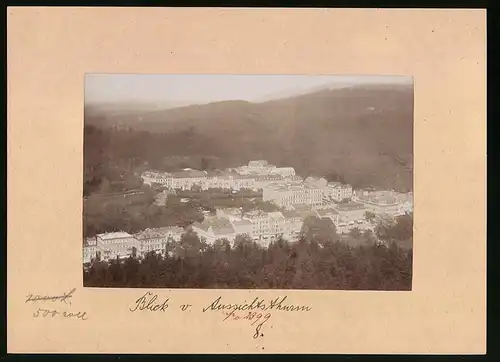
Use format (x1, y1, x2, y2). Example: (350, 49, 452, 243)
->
(7, 7, 486, 354)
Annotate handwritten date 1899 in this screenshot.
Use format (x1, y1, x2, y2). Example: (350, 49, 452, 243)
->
(223, 310, 272, 339)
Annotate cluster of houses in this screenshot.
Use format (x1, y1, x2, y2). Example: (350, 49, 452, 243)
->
(83, 226, 184, 264)
(83, 160, 413, 264)
(141, 160, 297, 191)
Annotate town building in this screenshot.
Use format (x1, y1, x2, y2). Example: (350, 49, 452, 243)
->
(314, 208, 340, 225)
(201, 171, 256, 191)
(170, 170, 208, 190)
(353, 190, 412, 217)
(216, 208, 244, 221)
(237, 160, 276, 175)
(95, 232, 140, 261)
(281, 210, 304, 241)
(231, 219, 253, 237)
(154, 226, 184, 242)
(325, 182, 353, 202)
(241, 210, 285, 246)
(191, 217, 238, 245)
(235, 160, 295, 179)
(269, 167, 296, 178)
(213, 209, 290, 245)
(140, 171, 172, 187)
(304, 176, 328, 188)
(262, 184, 324, 209)
(284, 175, 304, 184)
(334, 202, 367, 234)
(141, 161, 294, 193)
(134, 229, 166, 255)
(83, 236, 97, 264)
(233, 175, 257, 190)
(254, 175, 285, 190)
(249, 160, 269, 168)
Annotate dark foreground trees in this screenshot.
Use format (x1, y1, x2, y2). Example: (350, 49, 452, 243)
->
(83, 235, 412, 291)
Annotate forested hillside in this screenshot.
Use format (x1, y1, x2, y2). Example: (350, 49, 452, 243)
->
(84, 83, 414, 195)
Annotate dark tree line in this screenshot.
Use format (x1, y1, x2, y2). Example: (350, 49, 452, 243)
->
(84, 217, 413, 290)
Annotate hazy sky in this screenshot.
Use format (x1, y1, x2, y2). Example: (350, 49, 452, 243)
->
(85, 74, 412, 104)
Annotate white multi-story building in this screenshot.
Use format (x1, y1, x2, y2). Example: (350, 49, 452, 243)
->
(140, 171, 173, 187)
(249, 160, 268, 168)
(304, 176, 328, 188)
(314, 208, 340, 225)
(395, 192, 413, 215)
(231, 219, 253, 237)
(242, 210, 285, 246)
(171, 170, 208, 190)
(284, 175, 303, 183)
(267, 211, 286, 239)
(83, 236, 97, 264)
(353, 190, 412, 217)
(326, 182, 353, 202)
(82, 226, 180, 263)
(201, 171, 256, 191)
(141, 161, 294, 192)
(216, 208, 244, 221)
(233, 175, 257, 190)
(95, 232, 140, 261)
(263, 184, 324, 209)
(213, 209, 290, 245)
(239, 160, 275, 175)
(254, 175, 285, 190)
(282, 210, 305, 241)
(134, 229, 166, 256)
(235, 160, 295, 178)
(154, 226, 184, 242)
(334, 202, 367, 234)
(269, 167, 296, 178)
(191, 217, 238, 245)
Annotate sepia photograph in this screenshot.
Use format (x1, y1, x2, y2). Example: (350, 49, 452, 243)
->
(83, 74, 414, 290)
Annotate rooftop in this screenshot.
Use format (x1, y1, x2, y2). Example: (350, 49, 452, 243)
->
(305, 176, 327, 183)
(317, 209, 339, 216)
(293, 204, 313, 212)
(202, 216, 234, 229)
(212, 225, 236, 235)
(244, 210, 269, 219)
(328, 182, 342, 187)
(154, 226, 184, 234)
(96, 232, 134, 240)
(286, 175, 303, 181)
(356, 190, 401, 205)
(328, 182, 351, 189)
(134, 229, 164, 239)
(255, 175, 284, 181)
(99, 241, 138, 253)
(336, 202, 365, 211)
(282, 210, 300, 219)
(268, 211, 285, 219)
(217, 208, 242, 216)
(171, 170, 207, 178)
(248, 160, 268, 167)
(232, 219, 252, 226)
(234, 174, 256, 180)
(192, 221, 209, 231)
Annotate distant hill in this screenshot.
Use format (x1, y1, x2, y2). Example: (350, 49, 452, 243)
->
(253, 81, 353, 102)
(85, 83, 414, 192)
